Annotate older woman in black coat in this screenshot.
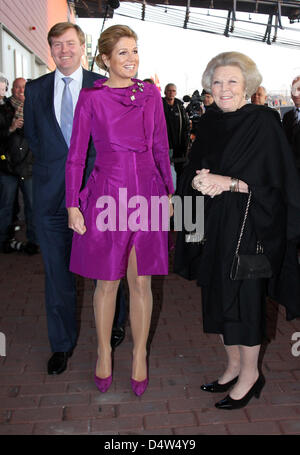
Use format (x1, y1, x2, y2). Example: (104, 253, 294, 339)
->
(175, 52, 300, 410)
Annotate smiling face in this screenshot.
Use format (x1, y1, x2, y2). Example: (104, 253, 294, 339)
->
(211, 65, 246, 113)
(12, 78, 26, 103)
(50, 28, 85, 76)
(102, 37, 139, 86)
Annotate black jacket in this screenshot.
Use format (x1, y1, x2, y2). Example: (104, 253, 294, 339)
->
(0, 97, 14, 153)
(174, 103, 300, 321)
(0, 98, 33, 179)
(282, 108, 300, 169)
(162, 97, 190, 160)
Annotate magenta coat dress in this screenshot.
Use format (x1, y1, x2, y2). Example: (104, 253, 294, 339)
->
(65, 78, 174, 280)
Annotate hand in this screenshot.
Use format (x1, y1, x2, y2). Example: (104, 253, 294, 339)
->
(169, 195, 174, 217)
(9, 117, 24, 132)
(192, 169, 229, 197)
(67, 207, 86, 235)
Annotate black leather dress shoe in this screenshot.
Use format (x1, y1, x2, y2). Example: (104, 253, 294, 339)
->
(215, 374, 265, 410)
(48, 351, 72, 375)
(23, 241, 39, 255)
(201, 376, 238, 393)
(111, 327, 125, 349)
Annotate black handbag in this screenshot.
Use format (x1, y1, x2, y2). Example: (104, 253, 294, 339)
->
(230, 191, 272, 280)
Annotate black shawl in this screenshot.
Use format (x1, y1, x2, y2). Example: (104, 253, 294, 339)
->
(174, 103, 300, 321)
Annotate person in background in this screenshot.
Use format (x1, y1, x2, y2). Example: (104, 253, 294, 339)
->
(0, 77, 38, 254)
(162, 83, 190, 189)
(201, 89, 214, 112)
(251, 86, 268, 106)
(0, 75, 15, 250)
(282, 76, 300, 171)
(143, 78, 154, 84)
(282, 75, 300, 275)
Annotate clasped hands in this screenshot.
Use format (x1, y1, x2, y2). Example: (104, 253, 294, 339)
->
(192, 169, 228, 198)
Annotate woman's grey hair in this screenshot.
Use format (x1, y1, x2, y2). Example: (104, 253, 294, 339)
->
(201, 51, 262, 98)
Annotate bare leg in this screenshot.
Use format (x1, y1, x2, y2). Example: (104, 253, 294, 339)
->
(127, 246, 153, 381)
(229, 345, 261, 399)
(93, 279, 120, 378)
(218, 335, 240, 384)
(218, 335, 261, 397)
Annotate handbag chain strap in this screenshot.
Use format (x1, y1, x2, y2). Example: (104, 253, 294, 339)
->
(234, 191, 252, 256)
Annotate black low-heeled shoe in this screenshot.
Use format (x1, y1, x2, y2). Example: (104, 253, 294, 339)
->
(47, 351, 73, 375)
(201, 376, 238, 393)
(215, 374, 265, 410)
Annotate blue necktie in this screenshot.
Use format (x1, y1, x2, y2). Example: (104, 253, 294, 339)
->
(61, 77, 73, 146)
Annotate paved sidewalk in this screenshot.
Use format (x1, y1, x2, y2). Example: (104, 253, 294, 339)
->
(0, 238, 300, 436)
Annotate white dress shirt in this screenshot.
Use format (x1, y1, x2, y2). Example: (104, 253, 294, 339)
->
(54, 66, 83, 126)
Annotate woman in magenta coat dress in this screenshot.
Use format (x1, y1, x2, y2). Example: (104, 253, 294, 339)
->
(65, 25, 174, 396)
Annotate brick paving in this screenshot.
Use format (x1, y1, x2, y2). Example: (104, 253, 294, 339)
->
(0, 233, 300, 435)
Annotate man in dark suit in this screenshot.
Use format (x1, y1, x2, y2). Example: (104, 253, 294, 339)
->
(278, 76, 300, 308)
(24, 23, 125, 375)
(282, 76, 300, 171)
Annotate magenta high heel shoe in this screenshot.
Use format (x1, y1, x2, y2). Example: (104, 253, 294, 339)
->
(130, 377, 149, 396)
(94, 373, 112, 393)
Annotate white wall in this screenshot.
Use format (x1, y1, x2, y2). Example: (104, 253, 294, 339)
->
(1, 27, 47, 95)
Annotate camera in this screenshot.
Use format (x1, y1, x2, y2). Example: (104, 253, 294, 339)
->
(183, 90, 203, 128)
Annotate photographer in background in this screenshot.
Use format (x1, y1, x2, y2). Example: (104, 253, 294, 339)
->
(202, 89, 214, 111)
(185, 90, 203, 128)
(184, 89, 215, 150)
(162, 83, 190, 189)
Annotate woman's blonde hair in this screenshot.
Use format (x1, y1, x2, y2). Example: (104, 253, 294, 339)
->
(96, 25, 138, 71)
(202, 51, 262, 98)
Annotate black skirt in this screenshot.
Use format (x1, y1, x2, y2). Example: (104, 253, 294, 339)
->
(201, 279, 267, 346)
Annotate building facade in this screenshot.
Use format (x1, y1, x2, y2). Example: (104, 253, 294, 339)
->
(0, 0, 76, 93)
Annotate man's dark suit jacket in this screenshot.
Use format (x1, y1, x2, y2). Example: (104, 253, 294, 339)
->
(24, 68, 103, 216)
(282, 108, 300, 169)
